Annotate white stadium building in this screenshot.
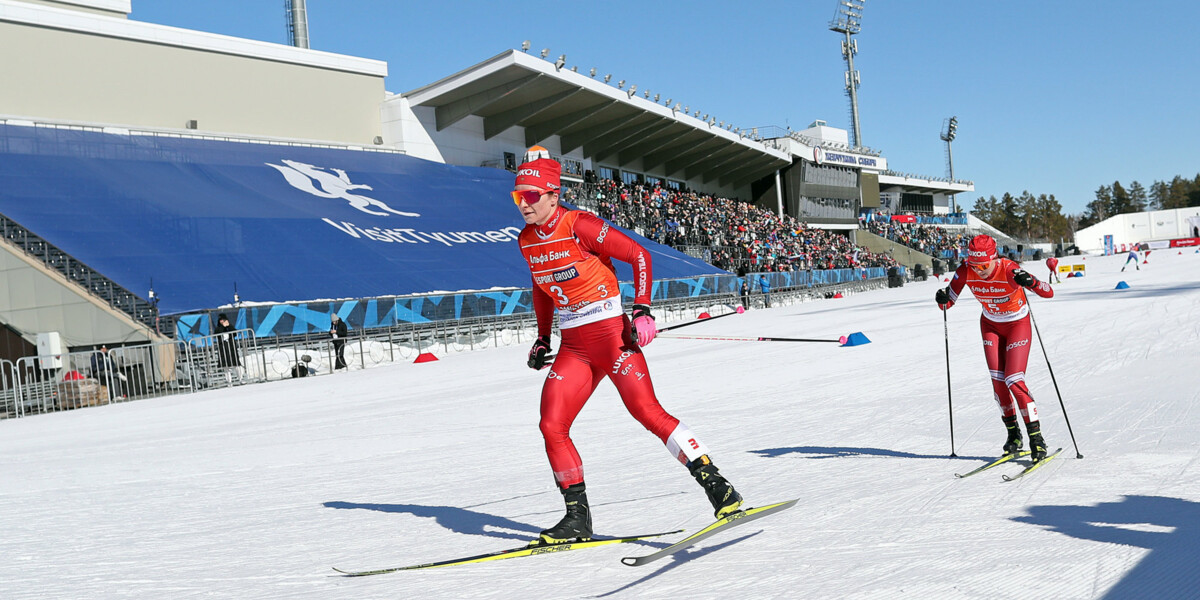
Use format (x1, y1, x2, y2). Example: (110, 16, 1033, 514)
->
(0, 0, 971, 358)
(0, 0, 971, 227)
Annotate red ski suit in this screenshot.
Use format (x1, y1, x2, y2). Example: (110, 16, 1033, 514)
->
(944, 259, 1054, 423)
(519, 207, 698, 488)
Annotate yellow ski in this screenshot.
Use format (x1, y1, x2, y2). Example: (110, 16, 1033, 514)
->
(333, 530, 681, 576)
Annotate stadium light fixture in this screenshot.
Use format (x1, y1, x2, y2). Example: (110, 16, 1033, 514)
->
(521, 40, 530, 52)
(554, 54, 566, 69)
(940, 115, 959, 212)
(644, 90, 651, 99)
(617, 80, 626, 89)
(589, 67, 596, 77)
(664, 97, 671, 105)
(540, 48, 549, 58)
(830, 0, 866, 146)
(571, 66, 578, 72)
(604, 74, 611, 83)
(654, 93, 660, 102)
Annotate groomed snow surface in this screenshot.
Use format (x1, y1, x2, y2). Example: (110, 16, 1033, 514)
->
(2, 251, 1198, 600)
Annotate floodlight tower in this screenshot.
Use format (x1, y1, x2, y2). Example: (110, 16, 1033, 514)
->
(940, 116, 959, 213)
(285, 0, 310, 49)
(829, 0, 865, 148)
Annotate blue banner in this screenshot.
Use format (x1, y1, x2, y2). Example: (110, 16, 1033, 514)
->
(175, 267, 894, 340)
(0, 124, 725, 315)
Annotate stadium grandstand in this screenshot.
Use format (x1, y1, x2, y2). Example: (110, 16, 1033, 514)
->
(0, 0, 974, 418)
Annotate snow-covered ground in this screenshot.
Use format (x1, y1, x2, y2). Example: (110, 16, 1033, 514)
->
(2, 250, 1198, 600)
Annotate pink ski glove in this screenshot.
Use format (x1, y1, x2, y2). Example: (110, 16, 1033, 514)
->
(631, 304, 657, 347)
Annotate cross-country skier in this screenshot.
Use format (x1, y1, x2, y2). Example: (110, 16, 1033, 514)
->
(1121, 249, 1140, 271)
(512, 146, 743, 545)
(1045, 256, 1061, 284)
(935, 234, 1056, 462)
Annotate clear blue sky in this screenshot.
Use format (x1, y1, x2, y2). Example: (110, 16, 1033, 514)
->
(130, 0, 1200, 215)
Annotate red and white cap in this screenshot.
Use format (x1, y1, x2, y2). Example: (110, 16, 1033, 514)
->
(966, 234, 997, 264)
(514, 146, 561, 191)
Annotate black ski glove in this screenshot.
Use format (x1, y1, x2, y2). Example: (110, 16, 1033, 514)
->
(1012, 269, 1035, 288)
(935, 287, 953, 310)
(527, 335, 552, 370)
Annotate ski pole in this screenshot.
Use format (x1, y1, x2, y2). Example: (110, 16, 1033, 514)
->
(1029, 308, 1083, 459)
(657, 334, 840, 343)
(943, 307, 956, 457)
(658, 310, 737, 333)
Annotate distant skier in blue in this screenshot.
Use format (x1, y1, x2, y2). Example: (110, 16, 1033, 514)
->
(759, 275, 771, 308)
(1120, 249, 1139, 272)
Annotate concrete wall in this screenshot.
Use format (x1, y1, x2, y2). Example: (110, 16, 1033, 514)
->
(0, 243, 158, 350)
(855, 229, 934, 272)
(19, 0, 127, 17)
(0, 8, 386, 145)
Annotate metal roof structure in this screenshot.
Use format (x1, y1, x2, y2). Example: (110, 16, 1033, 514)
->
(877, 172, 973, 196)
(403, 50, 792, 190)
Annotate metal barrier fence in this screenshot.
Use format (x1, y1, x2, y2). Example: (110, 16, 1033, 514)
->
(183, 329, 265, 389)
(0, 290, 843, 420)
(0, 359, 15, 418)
(0, 329, 264, 419)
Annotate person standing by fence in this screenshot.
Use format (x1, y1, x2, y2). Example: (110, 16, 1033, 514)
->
(330, 313, 348, 370)
(213, 314, 241, 370)
(90, 345, 125, 400)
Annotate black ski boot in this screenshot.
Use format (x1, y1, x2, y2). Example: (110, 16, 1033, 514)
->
(1027, 421, 1048, 463)
(1002, 415, 1023, 455)
(535, 482, 592, 545)
(687, 455, 743, 519)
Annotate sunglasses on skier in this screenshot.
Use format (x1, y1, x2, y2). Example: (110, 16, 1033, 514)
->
(511, 189, 554, 206)
(969, 260, 994, 274)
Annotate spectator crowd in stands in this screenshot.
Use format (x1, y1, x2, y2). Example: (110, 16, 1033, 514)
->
(860, 216, 967, 259)
(562, 178, 898, 273)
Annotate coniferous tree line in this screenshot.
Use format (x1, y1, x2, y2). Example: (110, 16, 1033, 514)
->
(1078, 174, 1200, 228)
(970, 172, 1200, 242)
(970, 191, 1073, 242)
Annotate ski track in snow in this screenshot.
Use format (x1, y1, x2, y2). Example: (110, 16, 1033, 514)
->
(1, 252, 1198, 599)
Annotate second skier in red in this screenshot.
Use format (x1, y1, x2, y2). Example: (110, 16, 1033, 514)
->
(936, 235, 1056, 462)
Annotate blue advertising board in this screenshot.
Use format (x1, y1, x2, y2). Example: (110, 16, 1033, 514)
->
(0, 124, 725, 315)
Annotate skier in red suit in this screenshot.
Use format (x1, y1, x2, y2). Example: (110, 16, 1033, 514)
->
(1045, 256, 1060, 283)
(512, 146, 742, 545)
(936, 235, 1056, 462)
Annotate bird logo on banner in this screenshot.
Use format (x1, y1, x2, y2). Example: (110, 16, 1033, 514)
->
(266, 159, 420, 217)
